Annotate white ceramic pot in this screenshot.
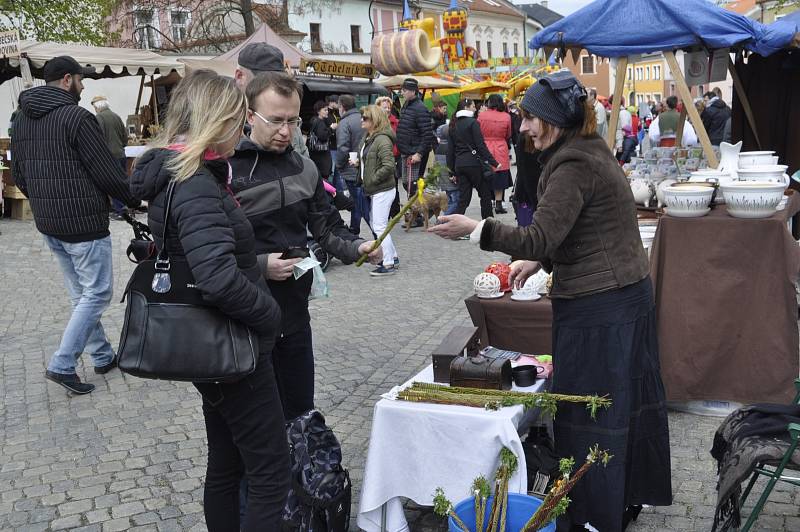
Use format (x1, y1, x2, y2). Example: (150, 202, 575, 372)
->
(719, 181, 785, 219)
(663, 186, 714, 218)
(656, 179, 677, 208)
(630, 178, 654, 207)
(474, 272, 502, 298)
(736, 165, 789, 186)
(718, 141, 742, 176)
(738, 151, 777, 168)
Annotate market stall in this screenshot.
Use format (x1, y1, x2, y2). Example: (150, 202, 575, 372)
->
(528, 0, 800, 406)
(1, 40, 183, 217)
(529, 0, 800, 168)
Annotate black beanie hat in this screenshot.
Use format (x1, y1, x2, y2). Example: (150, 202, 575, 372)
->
(521, 70, 587, 128)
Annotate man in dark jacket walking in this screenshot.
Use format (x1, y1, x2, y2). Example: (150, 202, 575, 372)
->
(11, 56, 139, 394)
(92, 95, 129, 219)
(230, 72, 381, 420)
(701, 91, 731, 146)
(335, 94, 370, 235)
(396, 78, 433, 203)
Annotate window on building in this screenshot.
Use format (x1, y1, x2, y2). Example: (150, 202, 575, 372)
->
(170, 10, 189, 43)
(475, 40, 481, 57)
(627, 67, 632, 80)
(134, 9, 160, 49)
(502, 42, 508, 57)
(486, 41, 493, 58)
(581, 55, 594, 75)
(646, 66, 650, 80)
(654, 93, 662, 103)
(513, 42, 518, 57)
(310, 23, 322, 52)
(350, 25, 362, 53)
(653, 65, 661, 80)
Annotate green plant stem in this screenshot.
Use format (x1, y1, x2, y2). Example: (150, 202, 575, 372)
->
(498, 477, 509, 532)
(449, 510, 470, 532)
(523, 459, 594, 531)
(355, 192, 420, 266)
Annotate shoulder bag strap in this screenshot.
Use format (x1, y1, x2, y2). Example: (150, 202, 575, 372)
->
(456, 120, 491, 167)
(155, 179, 178, 271)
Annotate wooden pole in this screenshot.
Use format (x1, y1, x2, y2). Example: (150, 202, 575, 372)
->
(607, 57, 628, 151)
(675, 106, 687, 148)
(663, 51, 718, 168)
(150, 76, 159, 127)
(134, 74, 145, 115)
(727, 57, 762, 149)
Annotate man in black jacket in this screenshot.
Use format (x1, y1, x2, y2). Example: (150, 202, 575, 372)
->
(396, 78, 433, 201)
(701, 91, 731, 146)
(11, 56, 139, 394)
(230, 72, 381, 420)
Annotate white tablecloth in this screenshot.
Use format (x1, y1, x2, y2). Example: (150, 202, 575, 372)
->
(356, 364, 547, 532)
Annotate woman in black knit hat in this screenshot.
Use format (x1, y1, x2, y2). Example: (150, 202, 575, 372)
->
(430, 70, 672, 532)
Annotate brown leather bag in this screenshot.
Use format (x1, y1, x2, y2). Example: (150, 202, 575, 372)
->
(449, 355, 512, 390)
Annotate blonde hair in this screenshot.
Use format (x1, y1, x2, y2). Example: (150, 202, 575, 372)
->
(360, 104, 390, 134)
(375, 96, 392, 108)
(149, 69, 247, 182)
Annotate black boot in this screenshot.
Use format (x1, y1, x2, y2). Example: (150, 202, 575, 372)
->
(622, 505, 643, 530)
(495, 200, 507, 214)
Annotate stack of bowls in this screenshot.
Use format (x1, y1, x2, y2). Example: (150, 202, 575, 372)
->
(719, 182, 785, 218)
(738, 151, 778, 168)
(663, 185, 715, 217)
(736, 164, 789, 186)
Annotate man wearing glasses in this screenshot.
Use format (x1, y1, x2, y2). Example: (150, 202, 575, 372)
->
(229, 72, 381, 422)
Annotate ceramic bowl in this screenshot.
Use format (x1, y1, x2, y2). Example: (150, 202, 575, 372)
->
(738, 151, 777, 167)
(736, 165, 789, 185)
(663, 186, 714, 217)
(474, 272, 501, 298)
(719, 181, 785, 219)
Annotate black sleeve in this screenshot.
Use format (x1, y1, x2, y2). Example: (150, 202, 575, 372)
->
(471, 120, 498, 167)
(413, 105, 434, 155)
(74, 116, 138, 207)
(10, 137, 27, 196)
(172, 178, 282, 339)
(307, 175, 364, 263)
(447, 126, 456, 173)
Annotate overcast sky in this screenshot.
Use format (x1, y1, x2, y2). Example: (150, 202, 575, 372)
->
(532, 0, 594, 16)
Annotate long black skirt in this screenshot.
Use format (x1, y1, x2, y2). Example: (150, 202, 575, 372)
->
(551, 277, 672, 532)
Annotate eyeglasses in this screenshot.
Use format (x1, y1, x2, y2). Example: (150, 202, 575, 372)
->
(360, 116, 371, 121)
(252, 111, 302, 130)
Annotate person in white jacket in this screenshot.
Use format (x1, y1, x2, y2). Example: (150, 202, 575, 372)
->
(648, 114, 699, 146)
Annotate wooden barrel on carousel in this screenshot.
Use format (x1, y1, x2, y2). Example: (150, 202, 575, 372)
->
(371, 29, 442, 76)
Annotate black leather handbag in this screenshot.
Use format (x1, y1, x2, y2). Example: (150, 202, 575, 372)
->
(117, 180, 258, 382)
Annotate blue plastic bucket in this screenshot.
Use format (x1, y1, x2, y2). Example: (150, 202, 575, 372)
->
(448, 493, 556, 531)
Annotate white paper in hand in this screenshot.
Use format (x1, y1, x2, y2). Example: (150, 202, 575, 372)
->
(293, 256, 321, 280)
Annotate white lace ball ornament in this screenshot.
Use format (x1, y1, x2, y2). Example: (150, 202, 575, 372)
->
(512, 275, 538, 299)
(474, 272, 501, 298)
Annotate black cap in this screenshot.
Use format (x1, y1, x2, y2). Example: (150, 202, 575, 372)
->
(521, 70, 586, 128)
(43, 56, 96, 83)
(402, 78, 419, 92)
(238, 43, 285, 73)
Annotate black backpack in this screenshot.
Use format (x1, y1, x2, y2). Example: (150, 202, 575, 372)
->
(282, 410, 351, 531)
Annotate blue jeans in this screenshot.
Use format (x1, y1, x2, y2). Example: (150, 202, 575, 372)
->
(345, 181, 370, 233)
(444, 190, 460, 216)
(44, 235, 115, 375)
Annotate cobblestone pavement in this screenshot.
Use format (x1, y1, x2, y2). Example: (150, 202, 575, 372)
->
(1, 193, 798, 532)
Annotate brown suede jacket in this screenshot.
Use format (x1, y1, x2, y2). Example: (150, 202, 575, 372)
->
(479, 134, 649, 299)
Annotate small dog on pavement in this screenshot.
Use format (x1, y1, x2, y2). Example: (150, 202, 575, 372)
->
(403, 190, 449, 231)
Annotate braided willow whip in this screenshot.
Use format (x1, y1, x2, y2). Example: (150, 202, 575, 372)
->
(356, 178, 425, 267)
(398, 382, 612, 419)
(523, 446, 613, 532)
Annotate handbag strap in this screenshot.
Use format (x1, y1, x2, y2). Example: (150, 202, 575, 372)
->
(155, 179, 178, 271)
(455, 120, 491, 166)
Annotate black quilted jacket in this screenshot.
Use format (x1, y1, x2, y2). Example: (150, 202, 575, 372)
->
(395, 96, 433, 157)
(130, 149, 281, 350)
(11, 86, 137, 242)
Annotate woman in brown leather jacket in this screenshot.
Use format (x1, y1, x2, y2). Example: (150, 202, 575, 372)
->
(430, 70, 672, 532)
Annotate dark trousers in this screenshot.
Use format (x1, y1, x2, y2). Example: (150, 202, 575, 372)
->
(456, 165, 494, 219)
(194, 354, 289, 532)
(619, 136, 638, 164)
(239, 325, 316, 524)
(273, 324, 316, 421)
(390, 155, 402, 218)
(346, 181, 371, 235)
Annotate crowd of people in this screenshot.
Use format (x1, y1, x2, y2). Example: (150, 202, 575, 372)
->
(591, 87, 733, 164)
(10, 43, 684, 531)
